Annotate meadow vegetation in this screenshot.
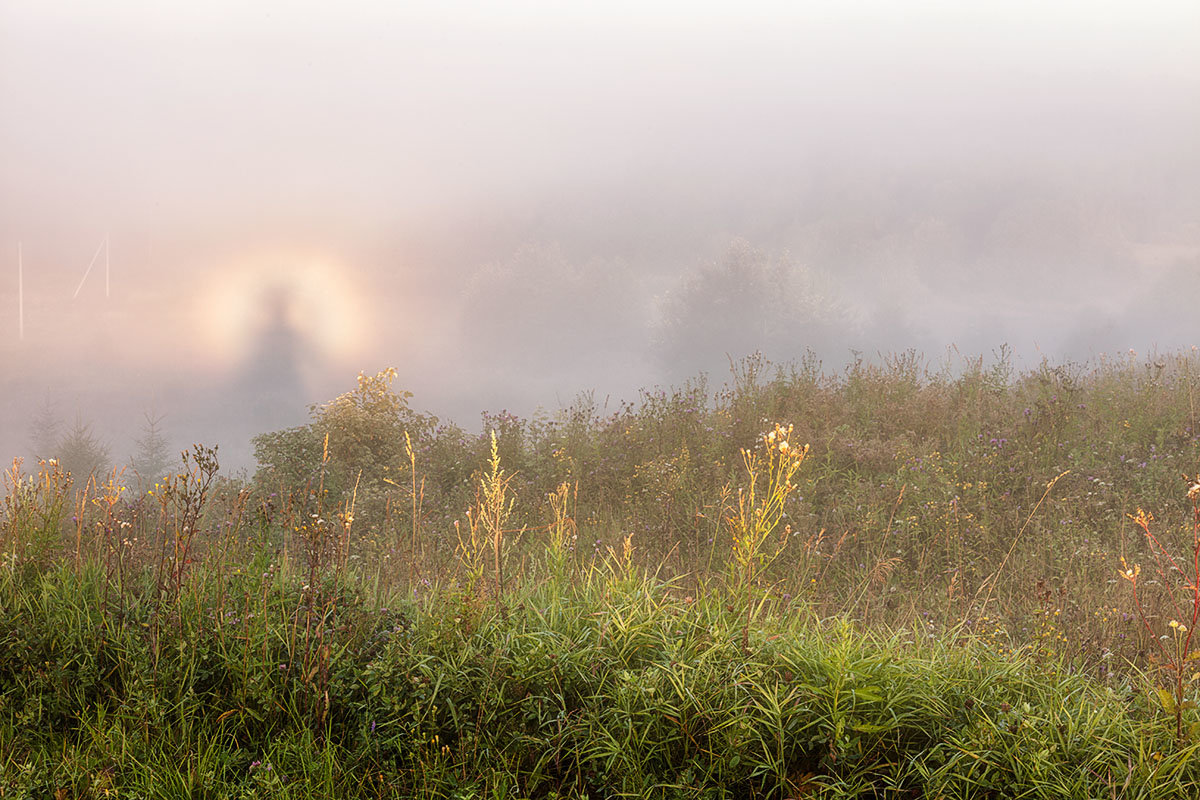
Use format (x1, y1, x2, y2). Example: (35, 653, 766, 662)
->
(3, 349, 1200, 798)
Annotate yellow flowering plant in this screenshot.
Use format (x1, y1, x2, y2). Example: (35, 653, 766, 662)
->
(727, 423, 808, 652)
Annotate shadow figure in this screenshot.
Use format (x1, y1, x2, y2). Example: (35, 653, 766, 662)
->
(234, 285, 309, 435)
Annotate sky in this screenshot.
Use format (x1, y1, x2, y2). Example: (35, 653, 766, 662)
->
(1, 1, 1198, 471)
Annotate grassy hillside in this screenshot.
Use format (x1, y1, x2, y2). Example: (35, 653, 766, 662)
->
(3, 350, 1199, 797)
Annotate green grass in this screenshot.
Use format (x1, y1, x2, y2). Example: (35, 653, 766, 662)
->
(4, 348, 1200, 797)
(3, 556, 1198, 798)
(3, 553, 1199, 798)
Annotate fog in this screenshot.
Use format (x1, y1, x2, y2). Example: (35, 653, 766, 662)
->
(2, 1, 1198, 472)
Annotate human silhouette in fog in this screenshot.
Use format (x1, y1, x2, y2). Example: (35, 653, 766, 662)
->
(234, 284, 308, 435)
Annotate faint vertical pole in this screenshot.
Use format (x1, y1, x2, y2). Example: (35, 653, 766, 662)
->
(105, 231, 110, 298)
(17, 242, 24, 340)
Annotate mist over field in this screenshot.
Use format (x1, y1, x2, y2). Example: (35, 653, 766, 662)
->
(2, 1, 1198, 472)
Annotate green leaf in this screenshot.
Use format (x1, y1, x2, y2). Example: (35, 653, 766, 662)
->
(851, 687, 884, 703)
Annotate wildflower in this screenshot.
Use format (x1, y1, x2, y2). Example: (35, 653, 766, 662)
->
(1118, 557, 1140, 582)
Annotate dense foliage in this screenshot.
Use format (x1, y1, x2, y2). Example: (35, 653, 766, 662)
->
(3, 349, 1200, 797)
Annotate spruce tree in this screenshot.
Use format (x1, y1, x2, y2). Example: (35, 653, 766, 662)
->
(28, 395, 63, 463)
(56, 415, 111, 486)
(130, 411, 172, 487)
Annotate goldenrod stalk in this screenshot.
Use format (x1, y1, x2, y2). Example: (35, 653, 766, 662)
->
(728, 423, 808, 652)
